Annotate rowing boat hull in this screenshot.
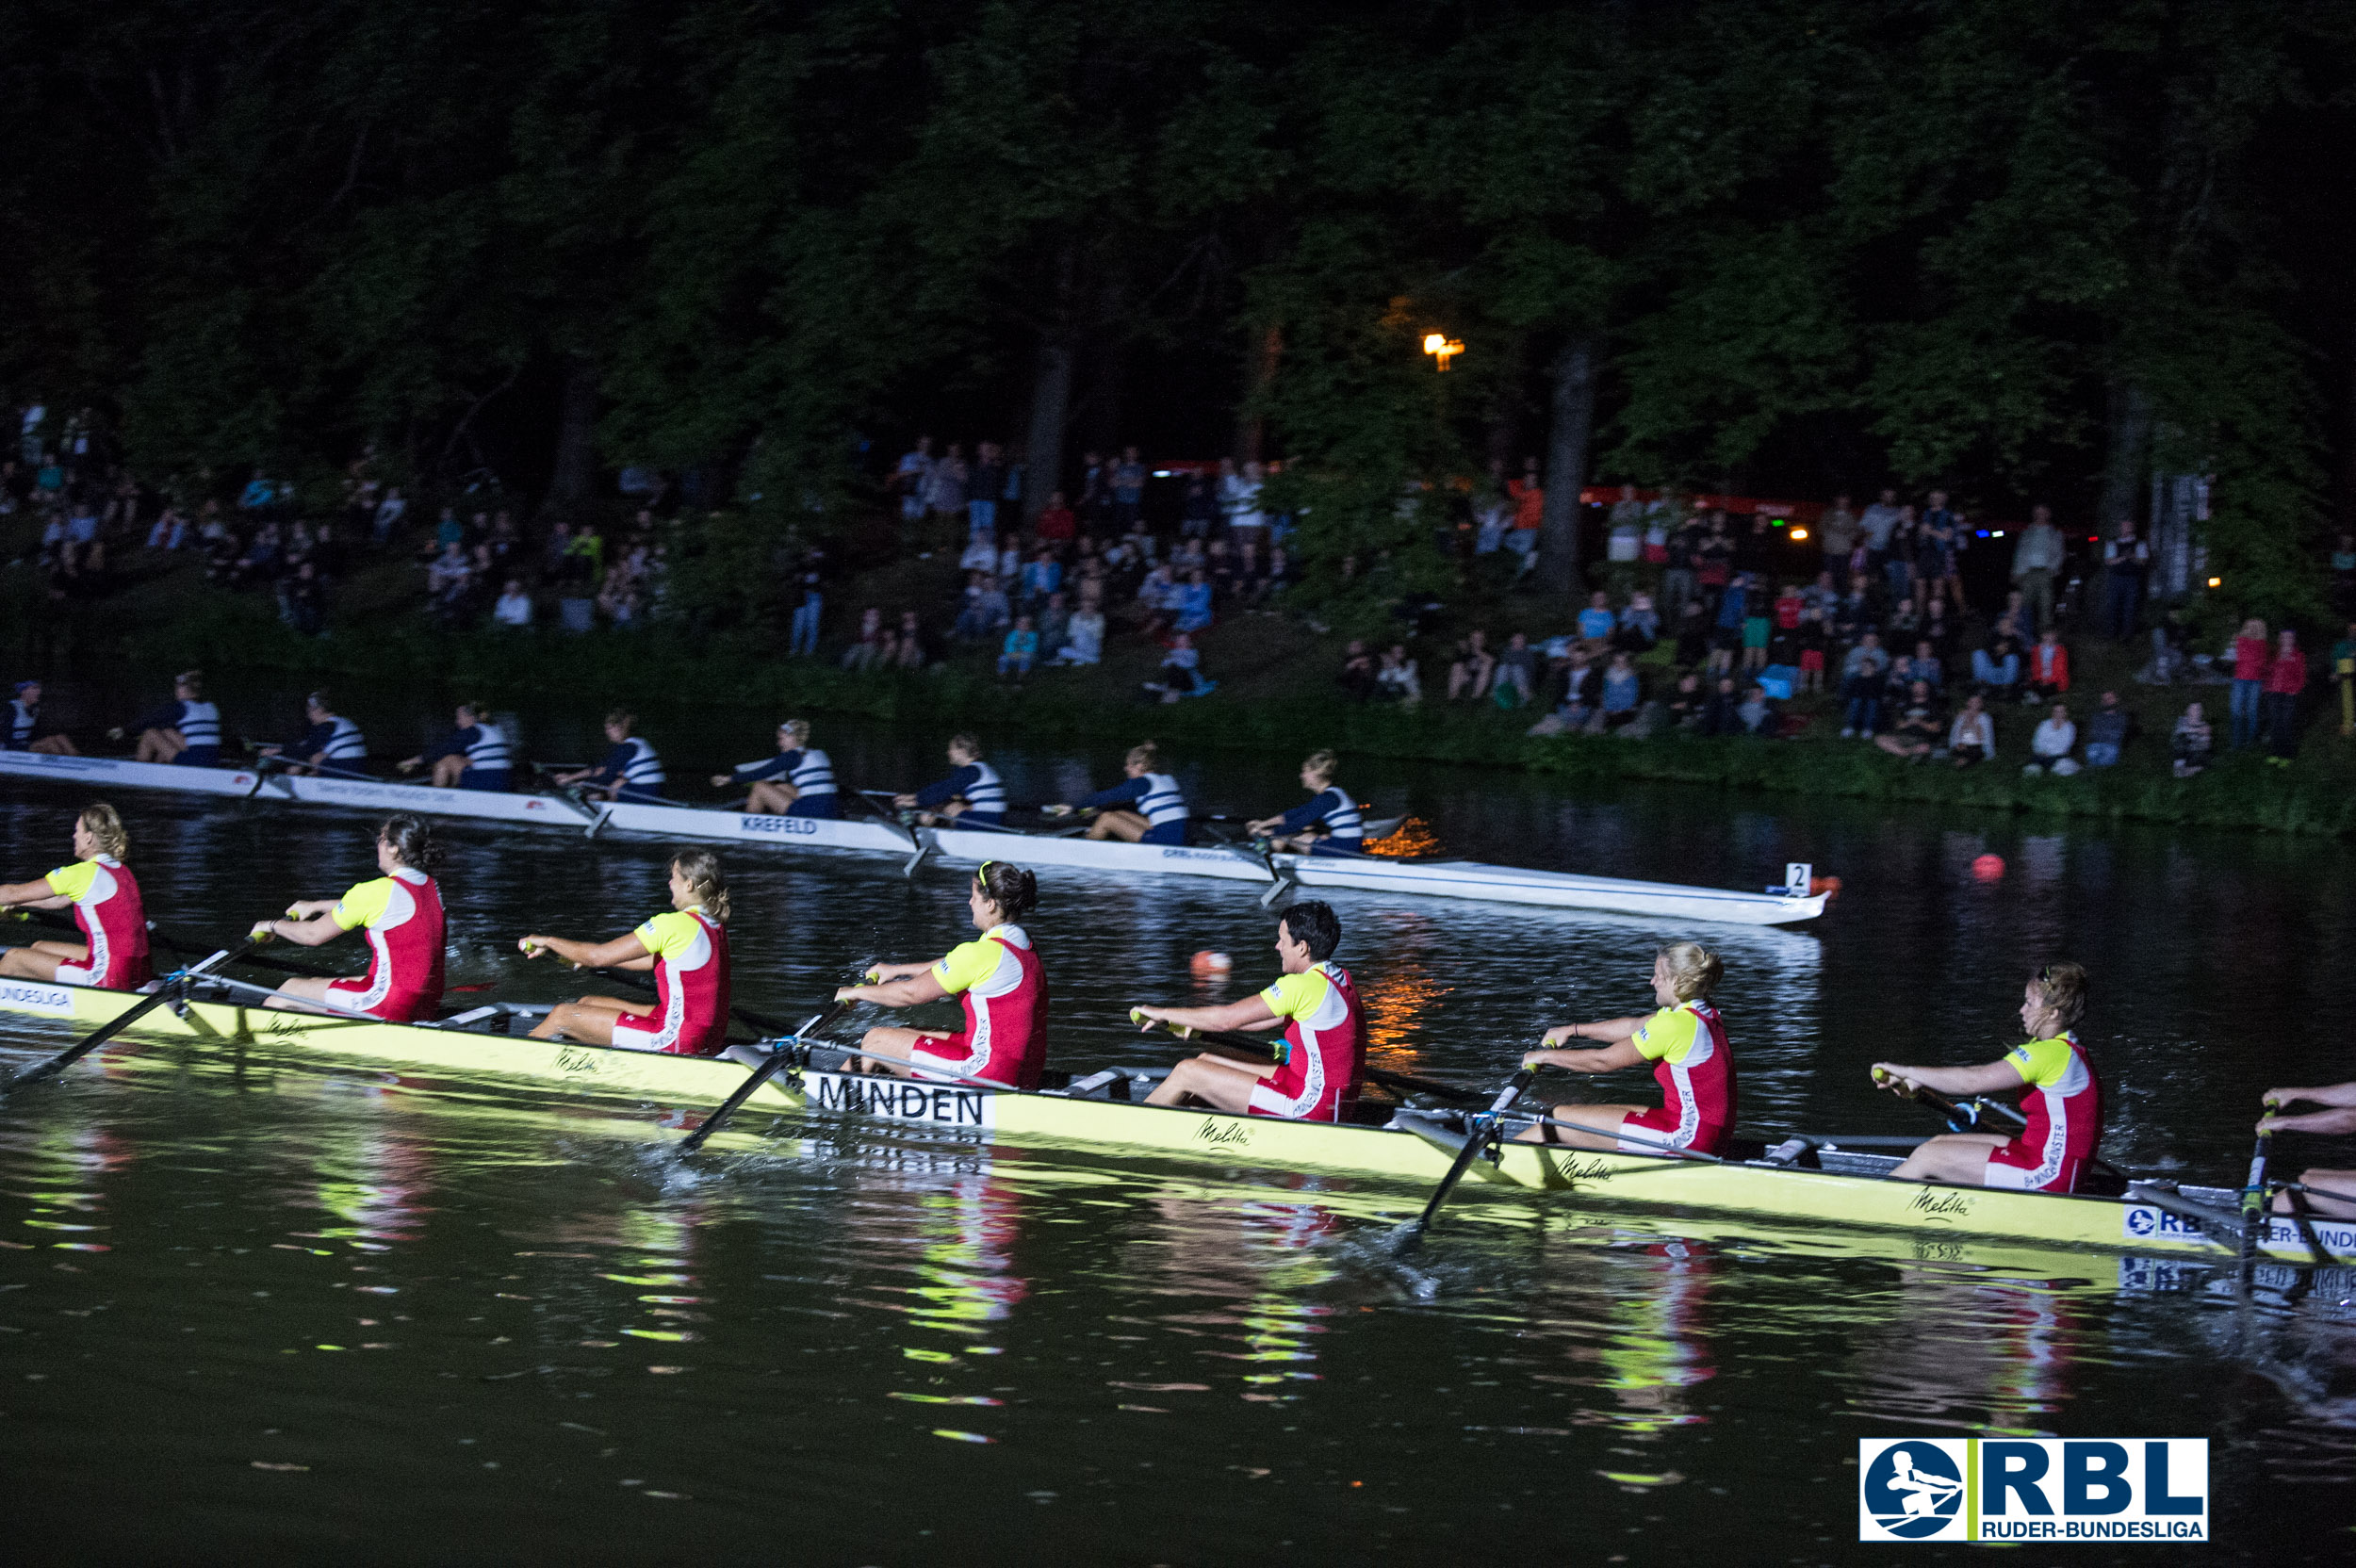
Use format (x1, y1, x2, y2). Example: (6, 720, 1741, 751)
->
(1276, 856, 1828, 925)
(4, 978, 2339, 1265)
(597, 800, 914, 855)
(925, 826, 1272, 883)
(0, 750, 592, 826)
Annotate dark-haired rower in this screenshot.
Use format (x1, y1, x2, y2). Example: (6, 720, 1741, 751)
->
(1044, 742, 1189, 844)
(258, 692, 368, 776)
(553, 710, 666, 803)
(398, 702, 512, 791)
(836, 861, 1048, 1089)
(122, 670, 221, 766)
(249, 814, 447, 1021)
(1135, 900, 1365, 1122)
(894, 732, 1006, 826)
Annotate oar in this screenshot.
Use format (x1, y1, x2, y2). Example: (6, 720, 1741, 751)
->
(8, 906, 327, 981)
(1127, 1010, 1477, 1102)
(848, 789, 928, 872)
(676, 998, 857, 1155)
(1, 942, 254, 1096)
(1407, 1061, 1540, 1238)
(2239, 1101, 2276, 1265)
(1874, 1072, 2132, 1187)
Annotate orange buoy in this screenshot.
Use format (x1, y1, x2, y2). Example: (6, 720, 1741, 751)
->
(1808, 875, 1842, 900)
(1189, 950, 1232, 977)
(1972, 854, 2005, 882)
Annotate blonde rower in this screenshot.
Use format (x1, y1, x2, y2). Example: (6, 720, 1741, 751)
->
(519, 850, 734, 1056)
(0, 803, 151, 989)
(1515, 942, 1736, 1156)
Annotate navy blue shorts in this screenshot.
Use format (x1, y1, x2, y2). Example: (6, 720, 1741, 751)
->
(1307, 838, 1365, 858)
(787, 795, 840, 819)
(1141, 822, 1188, 846)
(458, 768, 512, 792)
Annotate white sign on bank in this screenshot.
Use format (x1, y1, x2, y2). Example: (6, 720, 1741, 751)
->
(1859, 1438, 2207, 1544)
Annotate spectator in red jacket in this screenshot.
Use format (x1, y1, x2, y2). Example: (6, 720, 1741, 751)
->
(1035, 492, 1077, 544)
(2263, 629, 2308, 763)
(2230, 616, 2270, 748)
(2025, 628, 2070, 702)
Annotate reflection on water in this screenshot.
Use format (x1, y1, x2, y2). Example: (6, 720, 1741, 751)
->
(7, 703, 2356, 1559)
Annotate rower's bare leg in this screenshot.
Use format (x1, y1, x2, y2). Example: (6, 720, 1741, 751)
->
(528, 995, 647, 1044)
(1885, 1132, 2007, 1184)
(2273, 1168, 2356, 1217)
(744, 781, 795, 815)
(1143, 1053, 1267, 1112)
(262, 974, 363, 1016)
(852, 1025, 954, 1078)
(1514, 1102, 1648, 1148)
(134, 727, 187, 763)
(1085, 809, 1149, 842)
(0, 940, 86, 981)
(430, 755, 468, 789)
(28, 734, 78, 756)
(1265, 832, 1318, 854)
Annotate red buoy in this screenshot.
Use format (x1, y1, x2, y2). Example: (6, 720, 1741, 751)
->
(1972, 854, 2005, 882)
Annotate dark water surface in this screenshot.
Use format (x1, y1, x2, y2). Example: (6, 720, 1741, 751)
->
(4, 684, 2353, 1562)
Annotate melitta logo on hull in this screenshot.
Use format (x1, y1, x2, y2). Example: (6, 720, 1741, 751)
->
(0, 981, 77, 1017)
(2124, 1202, 2356, 1258)
(804, 1070, 994, 1129)
(1859, 1438, 2207, 1543)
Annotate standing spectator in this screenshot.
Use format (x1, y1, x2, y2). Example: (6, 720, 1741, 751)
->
(968, 442, 1005, 544)
(2025, 704, 2079, 776)
(1840, 629, 1890, 738)
(2170, 701, 2213, 776)
(2333, 619, 2356, 737)
(1881, 504, 1917, 605)
(1660, 508, 1699, 623)
(2229, 617, 2269, 749)
(1710, 571, 1749, 678)
(1918, 491, 1965, 613)
(1794, 600, 1829, 694)
(998, 615, 1039, 680)
(1112, 447, 1146, 530)
(370, 487, 407, 546)
(2025, 628, 2070, 702)
(2082, 691, 2133, 768)
(1606, 485, 1644, 564)
(1674, 597, 1711, 667)
(926, 442, 969, 528)
(893, 436, 934, 526)
(1818, 493, 1858, 571)
(1504, 458, 1543, 575)
(1858, 488, 1903, 580)
(2101, 520, 2151, 640)
(2331, 532, 2356, 617)
(1948, 693, 1997, 766)
(1222, 459, 1268, 552)
(2009, 504, 2066, 631)
(2263, 629, 2307, 762)
(1182, 473, 1219, 541)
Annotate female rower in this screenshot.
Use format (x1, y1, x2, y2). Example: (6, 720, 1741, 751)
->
(1043, 742, 1189, 844)
(2258, 1083, 2356, 1217)
(121, 670, 221, 766)
(397, 701, 512, 791)
(712, 719, 838, 817)
(1247, 749, 1361, 855)
(1871, 963, 2101, 1192)
(258, 692, 368, 777)
(0, 802, 151, 988)
(894, 732, 1006, 826)
(1514, 941, 1736, 1156)
(7, 679, 79, 755)
(517, 849, 733, 1055)
(836, 860, 1047, 1089)
(250, 813, 447, 1022)
(553, 710, 665, 803)
(1136, 900, 1363, 1121)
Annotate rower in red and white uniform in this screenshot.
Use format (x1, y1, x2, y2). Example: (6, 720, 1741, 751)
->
(841, 861, 1048, 1090)
(1516, 941, 1737, 1155)
(1137, 900, 1366, 1122)
(0, 802, 151, 988)
(252, 813, 447, 1022)
(520, 849, 734, 1055)
(1872, 963, 2102, 1192)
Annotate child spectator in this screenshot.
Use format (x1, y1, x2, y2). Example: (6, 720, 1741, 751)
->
(2082, 691, 2134, 768)
(1145, 632, 1211, 702)
(2170, 701, 2213, 776)
(1736, 682, 1775, 737)
(998, 616, 1039, 679)
(2025, 702, 2079, 776)
(1948, 694, 1996, 766)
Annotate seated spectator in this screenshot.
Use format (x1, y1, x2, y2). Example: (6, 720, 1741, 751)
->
(952, 571, 1000, 641)
(1375, 643, 1422, 707)
(892, 610, 929, 670)
(1948, 694, 1996, 766)
(145, 506, 189, 551)
(1448, 630, 1496, 701)
(1697, 676, 1742, 737)
(1525, 650, 1601, 736)
(958, 531, 998, 576)
(998, 615, 1039, 679)
(2025, 628, 2070, 703)
(1494, 632, 1536, 708)
(2082, 691, 2133, 767)
(1137, 563, 1180, 635)
(1664, 670, 1706, 729)
(2170, 700, 2213, 776)
(1337, 639, 1376, 701)
(1021, 548, 1064, 610)
(1053, 602, 1103, 665)
(1037, 591, 1071, 661)
(1972, 634, 2022, 695)
(1144, 632, 1212, 702)
(1599, 652, 1643, 728)
(1875, 681, 1946, 760)
(842, 607, 886, 670)
(1035, 492, 1077, 544)
(1617, 592, 1661, 651)
(1736, 682, 1775, 737)
(1907, 639, 1942, 692)
(1840, 629, 1890, 738)
(1577, 591, 1615, 645)
(2024, 702, 2079, 776)
(492, 579, 534, 629)
(1172, 568, 1214, 634)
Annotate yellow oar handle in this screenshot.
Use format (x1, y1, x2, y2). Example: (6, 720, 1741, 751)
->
(863, 969, 881, 985)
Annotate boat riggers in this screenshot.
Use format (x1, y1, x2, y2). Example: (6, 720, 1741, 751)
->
(0, 942, 252, 1095)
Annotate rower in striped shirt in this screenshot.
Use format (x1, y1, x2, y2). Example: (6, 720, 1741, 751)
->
(258, 692, 368, 777)
(554, 710, 666, 803)
(1043, 742, 1189, 844)
(896, 732, 1006, 826)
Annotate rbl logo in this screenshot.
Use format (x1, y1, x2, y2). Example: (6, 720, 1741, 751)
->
(1860, 1438, 2207, 1543)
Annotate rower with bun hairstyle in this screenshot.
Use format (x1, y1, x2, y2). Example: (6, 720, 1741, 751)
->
(837, 860, 1049, 1089)
(1042, 741, 1190, 845)
(519, 849, 734, 1055)
(1872, 963, 2102, 1193)
(252, 813, 447, 1022)
(0, 802, 152, 988)
(1516, 940, 1738, 1156)
(711, 718, 838, 818)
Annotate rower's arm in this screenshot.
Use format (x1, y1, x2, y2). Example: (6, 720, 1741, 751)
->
(1523, 1040, 1645, 1073)
(0, 877, 70, 907)
(1873, 1060, 2025, 1098)
(1544, 1014, 1651, 1047)
(520, 933, 652, 970)
(838, 970, 949, 1007)
(257, 912, 349, 948)
(1137, 997, 1284, 1035)
(2264, 1083, 2356, 1110)
(2263, 1106, 2356, 1136)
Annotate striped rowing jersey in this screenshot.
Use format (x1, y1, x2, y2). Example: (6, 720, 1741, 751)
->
(327, 867, 446, 1022)
(916, 924, 1048, 1089)
(916, 761, 1006, 825)
(616, 906, 730, 1056)
(1078, 772, 1189, 843)
(735, 747, 837, 804)
(136, 698, 221, 762)
(1988, 1033, 2102, 1194)
(1279, 785, 1362, 846)
(298, 715, 368, 763)
(591, 736, 664, 794)
(1247, 962, 1364, 1123)
(1630, 1001, 1736, 1152)
(43, 856, 150, 988)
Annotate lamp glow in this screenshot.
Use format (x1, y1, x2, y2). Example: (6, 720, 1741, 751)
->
(1421, 334, 1464, 371)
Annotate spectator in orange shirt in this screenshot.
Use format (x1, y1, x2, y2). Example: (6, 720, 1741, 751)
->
(1505, 456, 1544, 576)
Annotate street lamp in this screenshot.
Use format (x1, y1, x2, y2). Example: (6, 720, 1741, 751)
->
(1421, 333, 1464, 372)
